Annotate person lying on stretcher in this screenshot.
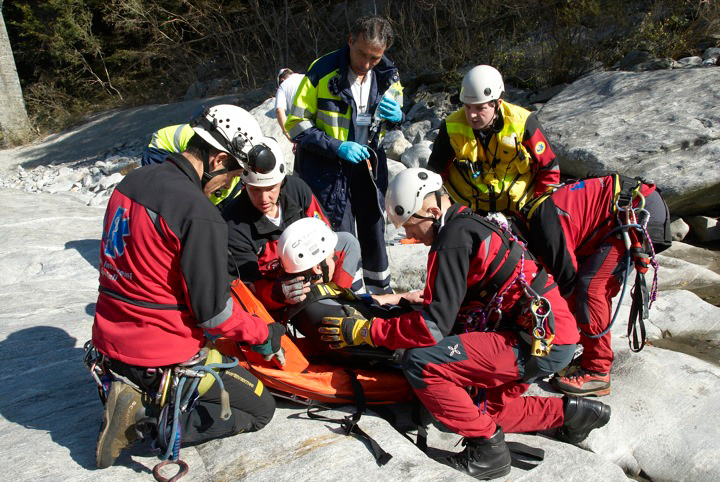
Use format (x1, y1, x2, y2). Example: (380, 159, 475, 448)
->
(276, 217, 423, 364)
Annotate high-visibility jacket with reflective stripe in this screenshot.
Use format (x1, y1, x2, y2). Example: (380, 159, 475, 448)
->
(286, 45, 403, 153)
(438, 102, 558, 213)
(284, 44, 402, 229)
(148, 124, 195, 152)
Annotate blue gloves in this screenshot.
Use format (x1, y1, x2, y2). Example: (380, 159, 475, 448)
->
(337, 141, 369, 164)
(377, 97, 402, 123)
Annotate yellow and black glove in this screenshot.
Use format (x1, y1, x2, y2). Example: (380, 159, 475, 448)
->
(319, 305, 375, 349)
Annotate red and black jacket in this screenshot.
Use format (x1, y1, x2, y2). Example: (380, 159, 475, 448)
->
(92, 154, 269, 367)
(371, 204, 579, 350)
(522, 175, 666, 297)
(222, 175, 329, 310)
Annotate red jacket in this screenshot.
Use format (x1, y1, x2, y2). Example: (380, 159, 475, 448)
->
(523, 175, 657, 297)
(371, 204, 579, 350)
(92, 154, 268, 367)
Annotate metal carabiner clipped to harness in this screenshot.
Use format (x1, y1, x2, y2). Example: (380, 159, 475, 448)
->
(529, 297, 553, 357)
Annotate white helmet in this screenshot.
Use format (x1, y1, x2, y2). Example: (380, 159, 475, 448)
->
(242, 136, 287, 187)
(190, 104, 262, 161)
(385, 168, 443, 227)
(278, 218, 338, 274)
(460, 65, 504, 104)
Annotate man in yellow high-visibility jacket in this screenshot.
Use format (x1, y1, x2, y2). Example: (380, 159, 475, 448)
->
(141, 123, 243, 210)
(285, 15, 404, 294)
(427, 65, 560, 214)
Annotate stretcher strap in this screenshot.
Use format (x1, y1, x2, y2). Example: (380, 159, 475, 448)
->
(507, 441, 545, 470)
(306, 371, 393, 466)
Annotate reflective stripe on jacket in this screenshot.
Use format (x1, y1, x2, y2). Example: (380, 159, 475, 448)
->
(442, 102, 558, 213)
(286, 45, 403, 151)
(148, 124, 195, 152)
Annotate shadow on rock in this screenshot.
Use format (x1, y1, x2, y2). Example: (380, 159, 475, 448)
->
(66, 239, 101, 270)
(0, 326, 103, 470)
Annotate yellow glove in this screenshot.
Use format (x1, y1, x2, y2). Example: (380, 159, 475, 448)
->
(319, 305, 375, 349)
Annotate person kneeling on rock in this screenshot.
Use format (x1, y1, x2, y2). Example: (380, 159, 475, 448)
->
(275, 216, 423, 363)
(90, 105, 280, 469)
(319, 168, 611, 480)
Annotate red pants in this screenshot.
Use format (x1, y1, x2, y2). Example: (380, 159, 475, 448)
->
(402, 331, 572, 438)
(570, 235, 627, 373)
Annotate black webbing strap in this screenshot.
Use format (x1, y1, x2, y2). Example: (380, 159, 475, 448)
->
(627, 271, 649, 352)
(528, 267, 556, 296)
(306, 371, 393, 466)
(613, 174, 643, 212)
(507, 442, 545, 470)
(464, 241, 523, 304)
(411, 400, 428, 453)
(285, 283, 344, 321)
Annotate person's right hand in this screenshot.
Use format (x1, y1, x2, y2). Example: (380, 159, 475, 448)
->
(280, 276, 311, 304)
(250, 322, 286, 367)
(337, 141, 369, 164)
(319, 305, 375, 349)
(402, 289, 424, 304)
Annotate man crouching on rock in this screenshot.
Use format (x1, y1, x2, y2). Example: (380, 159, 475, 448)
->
(90, 105, 281, 469)
(319, 168, 611, 479)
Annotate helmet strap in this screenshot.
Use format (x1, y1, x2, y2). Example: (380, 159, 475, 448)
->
(411, 189, 443, 234)
(320, 260, 331, 284)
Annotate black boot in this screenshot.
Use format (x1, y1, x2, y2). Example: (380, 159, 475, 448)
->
(557, 395, 611, 444)
(438, 427, 512, 480)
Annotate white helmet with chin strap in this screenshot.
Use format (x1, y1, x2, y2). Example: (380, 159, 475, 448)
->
(190, 104, 262, 162)
(241, 136, 287, 187)
(278, 217, 338, 274)
(460, 65, 505, 104)
(385, 168, 444, 227)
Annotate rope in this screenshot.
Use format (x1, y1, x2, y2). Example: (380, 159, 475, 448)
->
(153, 357, 239, 482)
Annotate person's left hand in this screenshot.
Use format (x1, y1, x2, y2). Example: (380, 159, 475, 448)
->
(377, 97, 402, 123)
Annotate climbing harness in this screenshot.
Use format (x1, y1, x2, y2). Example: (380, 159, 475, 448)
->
(83, 341, 239, 481)
(460, 215, 556, 357)
(582, 176, 659, 352)
(525, 174, 661, 352)
(152, 348, 239, 481)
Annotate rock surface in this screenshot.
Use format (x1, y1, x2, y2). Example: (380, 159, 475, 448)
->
(538, 69, 720, 216)
(2, 80, 720, 482)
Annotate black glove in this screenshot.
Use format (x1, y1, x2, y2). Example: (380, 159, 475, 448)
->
(251, 322, 286, 366)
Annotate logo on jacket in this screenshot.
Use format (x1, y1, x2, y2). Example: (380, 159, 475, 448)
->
(448, 344, 461, 357)
(570, 180, 585, 191)
(535, 141, 546, 155)
(104, 207, 130, 259)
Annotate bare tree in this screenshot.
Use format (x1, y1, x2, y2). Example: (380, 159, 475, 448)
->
(0, 1, 31, 143)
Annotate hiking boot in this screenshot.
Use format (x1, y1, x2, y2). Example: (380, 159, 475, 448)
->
(553, 367, 611, 397)
(557, 395, 611, 444)
(437, 427, 512, 480)
(96, 381, 144, 469)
